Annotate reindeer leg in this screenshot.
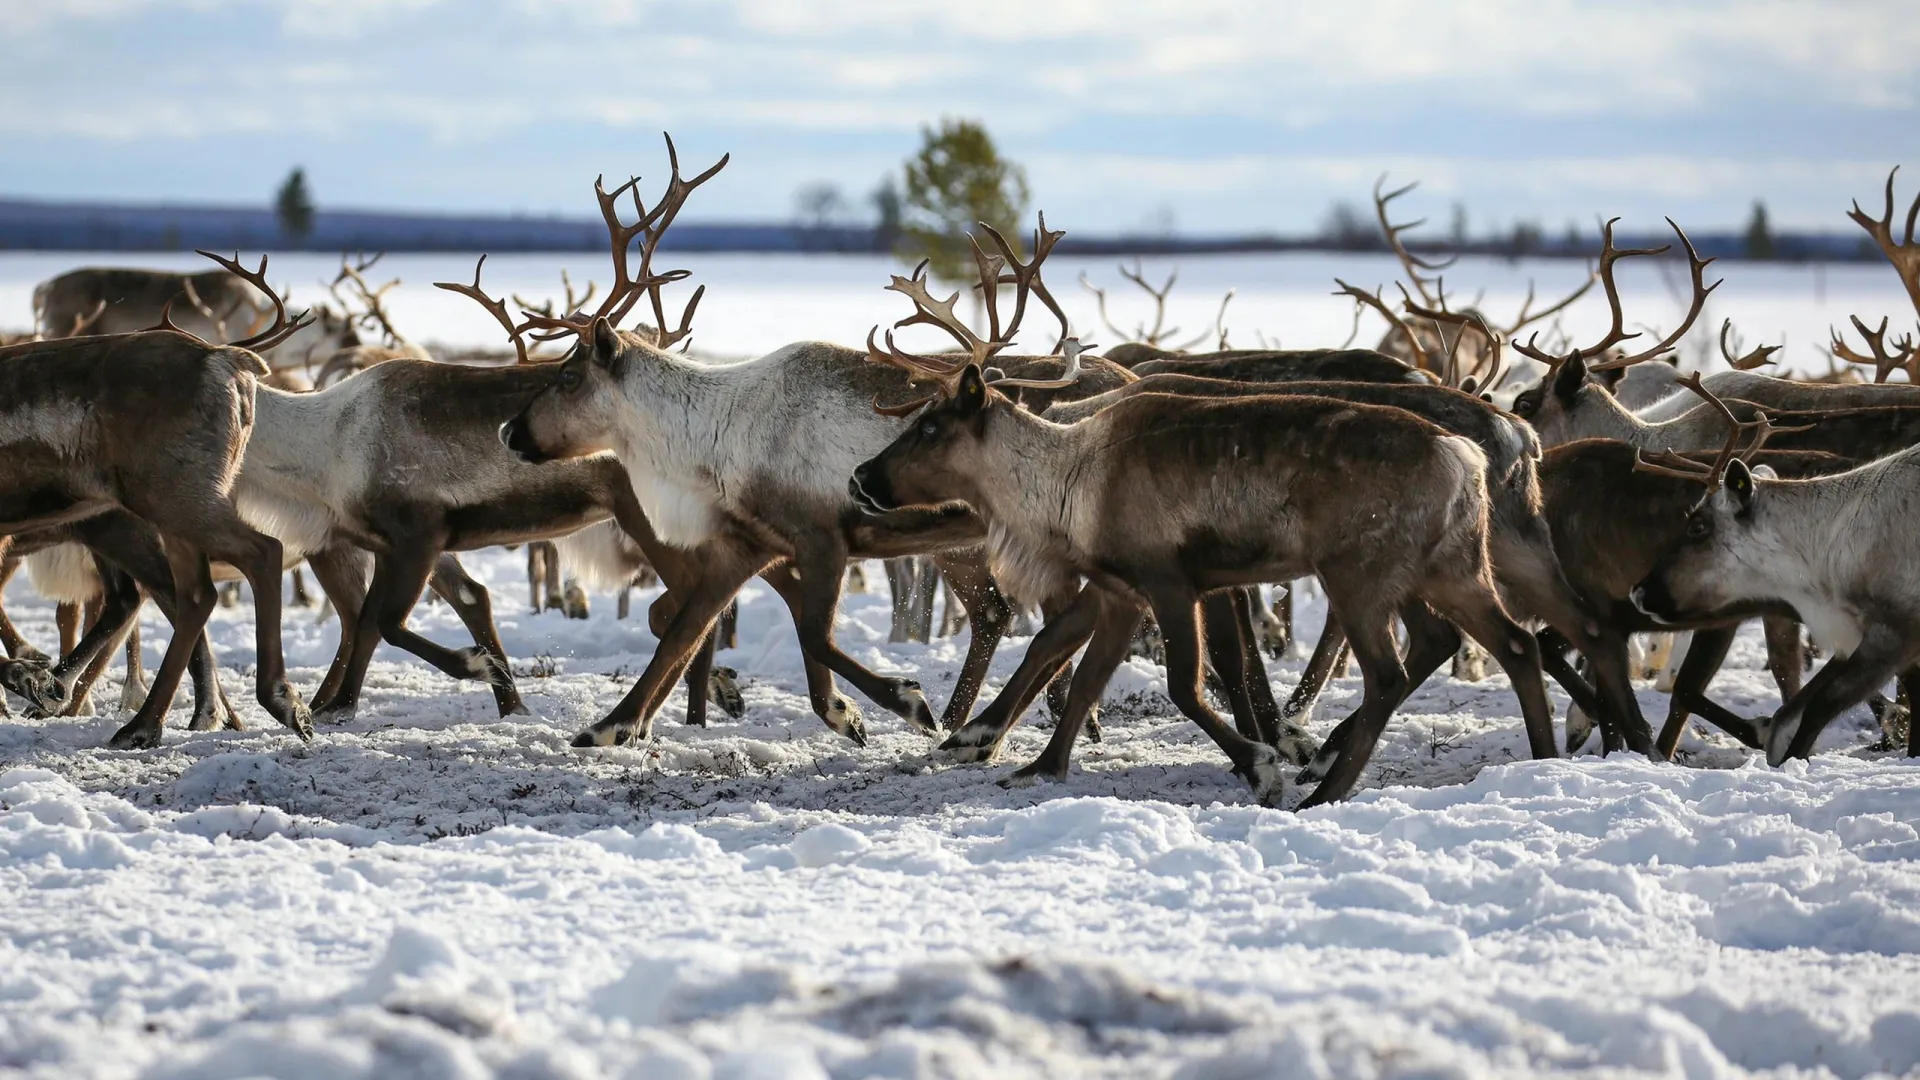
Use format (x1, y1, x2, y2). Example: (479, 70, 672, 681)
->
(427, 553, 527, 717)
(109, 543, 217, 750)
(792, 536, 936, 734)
(930, 549, 1012, 729)
(119, 620, 148, 713)
(1202, 591, 1265, 742)
(55, 601, 80, 658)
(1281, 612, 1346, 724)
(198, 517, 307, 739)
(1428, 583, 1559, 762)
(1140, 579, 1283, 804)
(1300, 601, 1461, 784)
(943, 582, 1103, 762)
(1903, 668, 1920, 758)
(573, 546, 769, 747)
(1654, 626, 1759, 756)
(0, 549, 46, 661)
(366, 544, 514, 703)
(1003, 589, 1141, 785)
(305, 544, 370, 716)
(1762, 615, 1806, 704)
(1297, 599, 1407, 809)
(1772, 630, 1911, 765)
(751, 564, 858, 742)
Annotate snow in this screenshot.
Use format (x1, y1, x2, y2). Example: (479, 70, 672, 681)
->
(3, 251, 1920, 1076)
(3, 546, 1919, 1079)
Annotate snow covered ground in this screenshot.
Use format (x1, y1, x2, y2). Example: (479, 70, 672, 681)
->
(4, 250, 1920, 1077)
(4, 546, 1920, 1079)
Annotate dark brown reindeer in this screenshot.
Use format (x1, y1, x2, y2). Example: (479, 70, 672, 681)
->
(947, 329, 1659, 776)
(849, 260, 1560, 805)
(0, 253, 312, 748)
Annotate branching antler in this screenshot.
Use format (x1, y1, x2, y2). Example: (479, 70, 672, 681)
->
(1511, 217, 1718, 372)
(1333, 279, 1427, 371)
(1830, 167, 1920, 383)
(438, 132, 726, 357)
(332, 253, 408, 347)
(1718, 319, 1781, 371)
(1079, 258, 1232, 350)
(1501, 265, 1597, 336)
(435, 255, 532, 365)
(1848, 166, 1920, 321)
(197, 250, 313, 352)
(1829, 314, 1918, 383)
(1632, 373, 1811, 498)
(1373, 175, 1458, 308)
(867, 214, 1078, 413)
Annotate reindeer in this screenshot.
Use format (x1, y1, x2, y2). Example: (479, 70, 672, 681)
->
(948, 340, 1658, 770)
(1538, 436, 1858, 759)
(851, 345, 1560, 806)
(33, 263, 359, 372)
(0, 254, 311, 748)
(1634, 433, 1920, 766)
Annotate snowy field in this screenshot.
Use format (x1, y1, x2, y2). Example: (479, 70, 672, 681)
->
(3, 251, 1920, 1078)
(0, 249, 1908, 380)
(4, 547, 1920, 1079)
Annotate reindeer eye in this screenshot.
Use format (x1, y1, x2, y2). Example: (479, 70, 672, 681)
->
(920, 419, 938, 438)
(1685, 514, 1712, 540)
(558, 368, 582, 391)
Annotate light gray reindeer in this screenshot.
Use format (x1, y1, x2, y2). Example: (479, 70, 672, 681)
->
(1634, 440, 1920, 766)
(495, 176, 1142, 749)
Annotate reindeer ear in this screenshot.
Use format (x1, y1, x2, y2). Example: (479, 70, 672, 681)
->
(1552, 354, 1588, 401)
(590, 317, 619, 368)
(1724, 458, 1756, 512)
(956, 364, 988, 415)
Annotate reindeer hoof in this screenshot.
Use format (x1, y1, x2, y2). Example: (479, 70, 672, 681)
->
(109, 719, 162, 750)
(821, 694, 866, 745)
(940, 721, 1004, 764)
(1242, 745, 1285, 806)
(1274, 722, 1319, 766)
(1296, 744, 1337, 785)
(1084, 711, 1103, 743)
(571, 723, 643, 748)
(896, 684, 938, 735)
(1564, 706, 1595, 753)
(709, 666, 745, 719)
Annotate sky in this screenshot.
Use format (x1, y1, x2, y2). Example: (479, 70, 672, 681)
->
(2, 0, 1916, 236)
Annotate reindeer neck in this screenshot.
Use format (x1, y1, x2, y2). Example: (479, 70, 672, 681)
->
(609, 351, 738, 483)
(972, 405, 1098, 541)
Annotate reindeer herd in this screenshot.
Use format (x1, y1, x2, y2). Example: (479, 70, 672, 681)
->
(3, 136, 1919, 808)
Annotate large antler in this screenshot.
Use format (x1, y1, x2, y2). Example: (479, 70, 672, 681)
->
(1830, 167, 1920, 383)
(1829, 314, 1918, 383)
(434, 255, 533, 365)
(1848, 166, 1920, 321)
(197, 250, 313, 352)
(867, 214, 1077, 413)
(1373, 175, 1458, 309)
(1511, 218, 1717, 372)
(1632, 373, 1811, 497)
(439, 132, 726, 356)
(1333, 279, 1428, 371)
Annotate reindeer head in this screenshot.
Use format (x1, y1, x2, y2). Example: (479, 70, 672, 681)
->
(1628, 376, 1804, 626)
(436, 134, 728, 463)
(852, 363, 1004, 513)
(849, 215, 1082, 514)
(500, 317, 648, 463)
